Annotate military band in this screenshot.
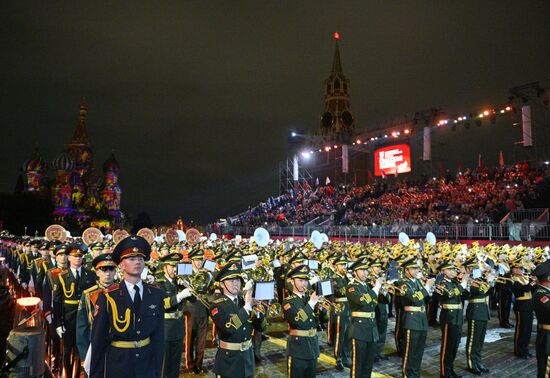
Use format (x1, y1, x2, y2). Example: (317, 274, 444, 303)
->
(3, 227, 550, 378)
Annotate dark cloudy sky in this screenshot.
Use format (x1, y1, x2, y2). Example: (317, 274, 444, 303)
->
(1, 1, 549, 225)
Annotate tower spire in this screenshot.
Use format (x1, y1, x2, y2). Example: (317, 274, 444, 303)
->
(70, 97, 89, 146)
(331, 32, 343, 75)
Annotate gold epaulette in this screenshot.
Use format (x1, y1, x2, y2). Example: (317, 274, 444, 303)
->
(84, 284, 99, 295)
(214, 297, 226, 304)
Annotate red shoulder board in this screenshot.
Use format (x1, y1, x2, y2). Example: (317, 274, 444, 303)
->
(283, 303, 291, 310)
(105, 284, 119, 293)
(211, 308, 219, 316)
(50, 268, 63, 281)
(541, 296, 549, 304)
(348, 287, 355, 292)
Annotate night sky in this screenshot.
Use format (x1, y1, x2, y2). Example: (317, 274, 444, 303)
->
(1, 2, 549, 225)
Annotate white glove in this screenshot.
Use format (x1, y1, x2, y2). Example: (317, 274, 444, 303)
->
(46, 314, 52, 324)
(176, 288, 192, 302)
(308, 275, 320, 286)
(56, 326, 65, 338)
(22, 282, 28, 290)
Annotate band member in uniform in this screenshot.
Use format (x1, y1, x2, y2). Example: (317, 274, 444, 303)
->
(463, 258, 491, 375)
(331, 255, 351, 370)
(532, 260, 550, 378)
(76, 253, 117, 361)
(53, 243, 96, 377)
(509, 260, 535, 359)
(158, 252, 192, 378)
(282, 264, 320, 378)
(371, 259, 390, 362)
(435, 261, 467, 378)
(496, 270, 513, 328)
(399, 258, 435, 378)
(187, 248, 211, 374)
(91, 235, 165, 378)
(209, 262, 264, 378)
(346, 257, 383, 378)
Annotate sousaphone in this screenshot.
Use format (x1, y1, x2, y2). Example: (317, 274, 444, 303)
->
(45, 224, 67, 243)
(137, 228, 155, 245)
(113, 229, 130, 245)
(165, 228, 179, 246)
(82, 227, 103, 246)
(185, 228, 201, 246)
(253, 227, 270, 248)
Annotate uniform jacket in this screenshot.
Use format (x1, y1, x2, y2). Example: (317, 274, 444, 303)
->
(283, 293, 320, 360)
(209, 294, 263, 377)
(53, 267, 96, 329)
(437, 277, 464, 326)
(399, 278, 430, 331)
(346, 281, 379, 342)
(90, 282, 165, 378)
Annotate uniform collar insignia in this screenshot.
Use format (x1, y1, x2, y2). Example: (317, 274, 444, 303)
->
(149, 304, 157, 309)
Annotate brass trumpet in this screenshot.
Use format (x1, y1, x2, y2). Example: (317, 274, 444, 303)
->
(177, 271, 212, 308)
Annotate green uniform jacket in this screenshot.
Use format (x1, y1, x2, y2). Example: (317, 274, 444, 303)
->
(333, 272, 351, 316)
(157, 276, 186, 341)
(533, 285, 550, 354)
(399, 278, 430, 331)
(283, 294, 320, 360)
(437, 277, 464, 326)
(209, 295, 263, 377)
(465, 279, 491, 321)
(346, 281, 379, 342)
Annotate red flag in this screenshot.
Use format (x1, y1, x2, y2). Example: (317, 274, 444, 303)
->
(367, 170, 373, 182)
(457, 160, 462, 173)
(438, 161, 443, 177)
(303, 179, 310, 191)
(478, 153, 483, 168)
(315, 177, 319, 187)
(499, 151, 505, 167)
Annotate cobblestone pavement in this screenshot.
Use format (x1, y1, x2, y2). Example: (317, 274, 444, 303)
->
(180, 309, 537, 377)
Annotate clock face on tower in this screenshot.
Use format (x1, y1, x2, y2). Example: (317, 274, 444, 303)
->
(321, 112, 333, 129)
(341, 110, 353, 127)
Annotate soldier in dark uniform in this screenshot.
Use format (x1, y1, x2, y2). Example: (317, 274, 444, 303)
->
(399, 258, 435, 378)
(274, 250, 288, 304)
(509, 260, 535, 359)
(29, 242, 49, 296)
(346, 257, 383, 378)
(36, 241, 61, 299)
(76, 253, 117, 362)
(282, 264, 320, 378)
(209, 261, 264, 378)
(43, 243, 68, 373)
(435, 261, 467, 378)
(367, 258, 390, 362)
(91, 235, 165, 378)
(157, 252, 192, 378)
(426, 255, 440, 327)
(463, 258, 491, 375)
(53, 243, 96, 377)
(496, 271, 514, 328)
(532, 260, 550, 378)
(331, 255, 351, 370)
(186, 247, 211, 374)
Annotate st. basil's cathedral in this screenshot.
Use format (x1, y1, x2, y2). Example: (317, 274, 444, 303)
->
(18, 99, 122, 230)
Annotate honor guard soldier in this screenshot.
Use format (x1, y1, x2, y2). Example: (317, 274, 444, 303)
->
(186, 247, 211, 374)
(399, 258, 435, 378)
(532, 260, 550, 378)
(331, 255, 351, 370)
(29, 242, 49, 296)
(43, 243, 68, 373)
(463, 258, 491, 375)
(76, 253, 117, 362)
(53, 243, 96, 377)
(209, 262, 264, 378)
(496, 269, 514, 328)
(36, 241, 61, 299)
(91, 235, 165, 378)
(509, 259, 535, 359)
(157, 252, 192, 378)
(435, 261, 467, 378)
(346, 257, 383, 378)
(283, 264, 320, 378)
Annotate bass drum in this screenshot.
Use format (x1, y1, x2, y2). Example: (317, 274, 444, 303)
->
(5, 326, 46, 377)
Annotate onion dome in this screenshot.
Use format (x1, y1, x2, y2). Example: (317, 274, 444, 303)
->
(22, 148, 46, 172)
(102, 152, 120, 173)
(51, 150, 75, 171)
